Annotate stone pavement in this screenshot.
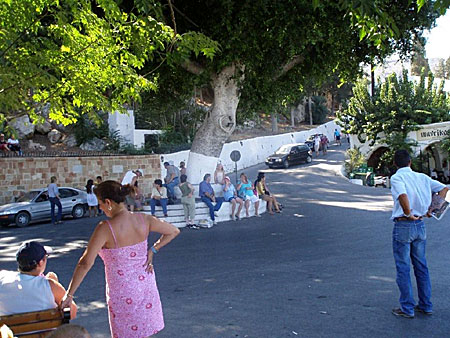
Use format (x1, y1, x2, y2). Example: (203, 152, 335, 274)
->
(2, 142, 450, 337)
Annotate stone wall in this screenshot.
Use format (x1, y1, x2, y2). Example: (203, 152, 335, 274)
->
(0, 155, 161, 205)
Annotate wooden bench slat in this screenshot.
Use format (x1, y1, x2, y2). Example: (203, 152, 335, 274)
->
(0, 309, 62, 326)
(7, 319, 63, 334)
(16, 331, 51, 338)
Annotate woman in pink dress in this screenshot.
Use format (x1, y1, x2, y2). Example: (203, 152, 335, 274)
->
(61, 181, 180, 337)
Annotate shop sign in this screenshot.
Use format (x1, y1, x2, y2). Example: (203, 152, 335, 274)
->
(417, 126, 450, 141)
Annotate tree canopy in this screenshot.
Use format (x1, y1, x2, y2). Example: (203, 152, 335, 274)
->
(337, 70, 450, 146)
(142, 0, 442, 123)
(0, 0, 217, 126)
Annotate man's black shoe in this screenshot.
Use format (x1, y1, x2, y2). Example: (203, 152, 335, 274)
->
(414, 306, 433, 315)
(392, 308, 414, 318)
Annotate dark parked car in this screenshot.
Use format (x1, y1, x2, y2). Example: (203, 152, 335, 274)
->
(265, 143, 312, 169)
(0, 187, 87, 227)
(305, 134, 325, 152)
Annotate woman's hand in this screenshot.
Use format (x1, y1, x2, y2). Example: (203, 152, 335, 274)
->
(143, 251, 154, 274)
(60, 293, 73, 310)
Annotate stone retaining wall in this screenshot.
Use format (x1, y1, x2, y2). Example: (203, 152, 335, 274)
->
(0, 155, 161, 205)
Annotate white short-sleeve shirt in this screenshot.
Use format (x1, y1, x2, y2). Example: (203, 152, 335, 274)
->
(390, 167, 446, 220)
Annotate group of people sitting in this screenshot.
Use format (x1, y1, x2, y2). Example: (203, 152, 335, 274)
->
(183, 167, 282, 227)
(120, 162, 281, 227)
(0, 133, 22, 155)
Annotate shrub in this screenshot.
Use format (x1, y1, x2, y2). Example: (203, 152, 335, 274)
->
(344, 148, 365, 176)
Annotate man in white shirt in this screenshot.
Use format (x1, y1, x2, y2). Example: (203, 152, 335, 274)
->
(121, 169, 143, 211)
(390, 150, 448, 318)
(0, 241, 77, 318)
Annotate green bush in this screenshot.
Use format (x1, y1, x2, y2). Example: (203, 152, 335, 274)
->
(344, 148, 365, 176)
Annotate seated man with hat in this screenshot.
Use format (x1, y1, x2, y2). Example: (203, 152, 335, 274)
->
(0, 241, 77, 318)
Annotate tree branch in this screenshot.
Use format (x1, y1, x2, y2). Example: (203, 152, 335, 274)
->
(181, 59, 205, 75)
(274, 55, 304, 80)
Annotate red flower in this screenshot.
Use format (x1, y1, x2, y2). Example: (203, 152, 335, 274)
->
(146, 303, 152, 309)
(126, 298, 133, 305)
(131, 325, 138, 331)
(117, 270, 124, 276)
(139, 275, 145, 281)
(130, 252, 136, 257)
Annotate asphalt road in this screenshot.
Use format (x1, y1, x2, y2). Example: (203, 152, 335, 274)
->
(2, 144, 450, 338)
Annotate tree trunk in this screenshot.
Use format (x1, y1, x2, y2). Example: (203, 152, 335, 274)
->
(290, 106, 295, 127)
(308, 96, 313, 125)
(187, 64, 242, 184)
(271, 113, 278, 133)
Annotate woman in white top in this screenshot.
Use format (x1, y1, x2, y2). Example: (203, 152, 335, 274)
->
(214, 163, 225, 185)
(86, 179, 98, 217)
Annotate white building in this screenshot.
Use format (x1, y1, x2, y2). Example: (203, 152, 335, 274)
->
(350, 121, 450, 178)
(108, 110, 162, 149)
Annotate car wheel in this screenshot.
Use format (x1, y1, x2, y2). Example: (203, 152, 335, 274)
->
(15, 211, 31, 227)
(72, 204, 85, 219)
(283, 160, 289, 169)
(306, 155, 312, 163)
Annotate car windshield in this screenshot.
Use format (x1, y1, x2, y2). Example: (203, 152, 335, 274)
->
(16, 191, 41, 203)
(275, 145, 292, 154)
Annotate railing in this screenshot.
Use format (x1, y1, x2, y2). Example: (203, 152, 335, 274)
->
(0, 151, 140, 158)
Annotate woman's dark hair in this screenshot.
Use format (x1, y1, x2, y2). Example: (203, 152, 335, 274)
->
(255, 172, 265, 187)
(86, 179, 94, 194)
(180, 174, 187, 183)
(94, 180, 132, 204)
(394, 150, 411, 168)
(154, 179, 163, 187)
(18, 262, 38, 273)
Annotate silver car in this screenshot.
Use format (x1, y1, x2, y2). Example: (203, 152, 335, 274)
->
(0, 187, 87, 227)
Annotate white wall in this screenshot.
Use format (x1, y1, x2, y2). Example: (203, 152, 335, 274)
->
(159, 121, 340, 181)
(108, 110, 135, 145)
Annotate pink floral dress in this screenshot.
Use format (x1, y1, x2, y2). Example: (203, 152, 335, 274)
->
(99, 220, 164, 338)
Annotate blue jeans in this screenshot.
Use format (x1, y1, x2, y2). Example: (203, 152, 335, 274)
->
(164, 177, 180, 199)
(150, 198, 168, 215)
(201, 196, 224, 221)
(49, 197, 62, 224)
(393, 219, 432, 316)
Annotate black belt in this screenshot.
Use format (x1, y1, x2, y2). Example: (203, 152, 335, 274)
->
(394, 216, 423, 222)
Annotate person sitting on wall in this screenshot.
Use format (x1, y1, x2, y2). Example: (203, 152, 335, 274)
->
(163, 162, 180, 202)
(0, 241, 77, 318)
(255, 172, 281, 215)
(7, 135, 21, 155)
(223, 176, 244, 221)
(0, 134, 10, 154)
(199, 174, 224, 225)
(149, 179, 168, 217)
(214, 163, 226, 185)
(237, 173, 260, 218)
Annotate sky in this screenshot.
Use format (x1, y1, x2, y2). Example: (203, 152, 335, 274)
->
(424, 10, 450, 60)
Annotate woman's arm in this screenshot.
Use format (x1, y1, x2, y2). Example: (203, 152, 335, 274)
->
(48, 279, 78, 319)
(142, 214, 180, 273)
(60, 221, 109, 308)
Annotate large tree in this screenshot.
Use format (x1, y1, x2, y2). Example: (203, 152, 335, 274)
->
(0, 0, 216, 126)
(141, 0, 441, 182)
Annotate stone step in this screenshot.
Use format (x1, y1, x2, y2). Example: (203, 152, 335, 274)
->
(140, 200, 268, 228)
